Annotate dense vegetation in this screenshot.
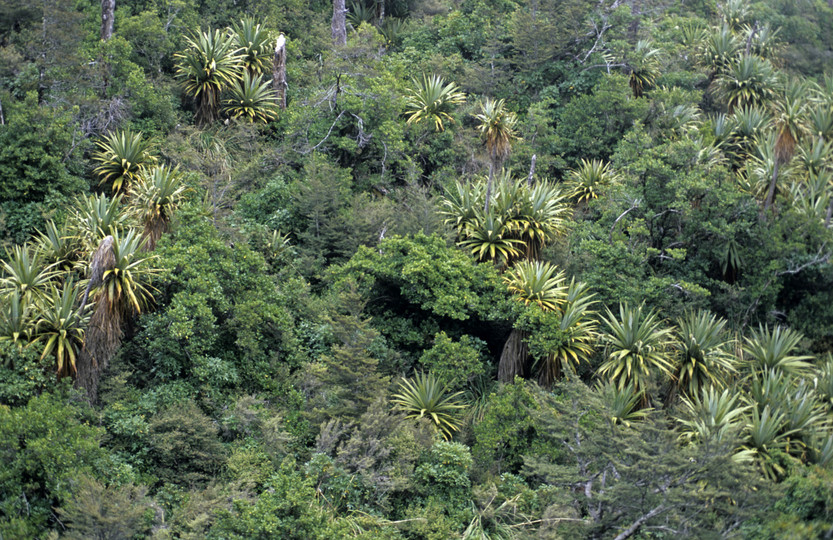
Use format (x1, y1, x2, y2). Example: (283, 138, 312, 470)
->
(2, 0, 833, 537)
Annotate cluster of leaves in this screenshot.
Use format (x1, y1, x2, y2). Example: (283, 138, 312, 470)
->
(175, 18, 279, 125)
(0, 131, 189, 398)
(440, 175, 571, 266)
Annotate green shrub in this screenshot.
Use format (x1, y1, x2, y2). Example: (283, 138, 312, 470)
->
(57, 475, 151, 540)
(146, 401, 226, 487)
(0, 392, 109, 536)
(418, 332, 488, 391)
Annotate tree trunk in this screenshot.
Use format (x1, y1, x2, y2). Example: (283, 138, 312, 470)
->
(498, 329, 528, 383)
(627, 0, 642, 41)
(745, 22, 757, 56)
(537, 353, 560, 389)
(376, 0, 385, 24)
(484, 161, 495, 213)
(101, 0, 115, 41)
(273, 34, 287, 110)
(763, 159, 780, 211)
(75, 350, 100, 403)
(527, 154, 536, 186)
(74, 236, 119, 404)
(332, 0, 347, 46)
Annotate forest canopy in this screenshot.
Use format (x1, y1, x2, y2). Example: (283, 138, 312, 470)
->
(2, 0, 833, 537)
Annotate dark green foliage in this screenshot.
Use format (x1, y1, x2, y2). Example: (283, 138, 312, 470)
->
(304, 452, 365, 512)
(156, 483, 233, 539)
(524, 380, 778, 538)
(312, 283, 389, 420)
(397, 497, 462, 540)
(209, 459, 330, 539)
(472, 378, 541, 478)
(414, 441, 473, 505)
(93, 36, 179, 135)
(400, 441, 475, 537)
(145, 400, 227, 487)
(0, 341, 50, 406)
(553, 75, 651, 171)
(126, 205, 302, 399)
(58, 475, 151, 540)
(2, 0, 833, 536)
(0, 392, 110, 536)
(565, 125, 829, 330)
(208, 458, 399, 539)
(505, 0, 598, 83)
(383, 411, 437, 494)
(0, 93, 88, 245)
(220, 395, 295, 452)
(286, 155, 424, 279)
(236, 174, 293, 232)
(781, 264, 833, 352)
(118, 9, 177, 75)
(739, 466, 833, 538)
(418, 332, 488, 391)
(314, 398, 415, 510)
(777, 467, 833, 523)
(288, 155, 366, 270)
(332, 233, 513, 366)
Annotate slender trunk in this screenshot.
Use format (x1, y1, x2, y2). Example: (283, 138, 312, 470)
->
(332, 0, 347, 46)
(745, 22, 757, 56)
(627, 0, 642, 41)
(484, 161, 495, 213)
(763, 159, 780, 211)
(273, 34, 287, 110)
(527, 154, 536, 186)
(99, 0, 116, 100)
(101, 0, 115, 41)
(0, 96, 4, 125)
(826, 197, 833, 228)
(376, 0, 385, 24)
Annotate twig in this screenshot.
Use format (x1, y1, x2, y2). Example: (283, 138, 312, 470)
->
(582, 62, 627, 73)
(351, 113, 372, 148)
(508, 517, 586, 528)
(610, 199, 641, 244)
(380, 139, 388, 178)
(613, 505, 667, 540)
(776, 245, 830, 276)
(298, 111, 346, 154)
(580, 18, 613, 64)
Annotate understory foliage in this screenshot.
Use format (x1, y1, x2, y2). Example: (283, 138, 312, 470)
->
(2, 0, 833, 537)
